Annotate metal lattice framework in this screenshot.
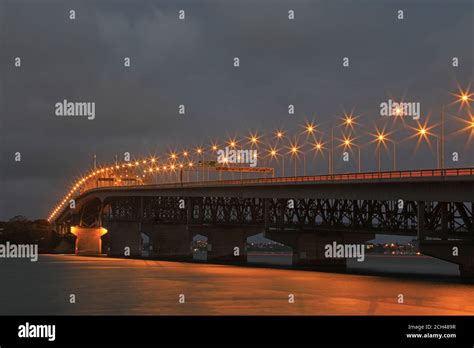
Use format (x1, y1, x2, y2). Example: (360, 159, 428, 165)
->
(69, 195, 474, 240)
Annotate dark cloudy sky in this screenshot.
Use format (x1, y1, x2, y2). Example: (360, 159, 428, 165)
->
(0, 0, 473, 220)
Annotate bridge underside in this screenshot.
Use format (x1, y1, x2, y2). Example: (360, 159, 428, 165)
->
(55, 190, 474, 277)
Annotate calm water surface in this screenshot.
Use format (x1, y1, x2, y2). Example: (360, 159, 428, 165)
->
(0, 254, 471, 315)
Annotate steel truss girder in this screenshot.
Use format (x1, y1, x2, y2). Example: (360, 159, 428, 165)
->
(80, 195, 473, 238)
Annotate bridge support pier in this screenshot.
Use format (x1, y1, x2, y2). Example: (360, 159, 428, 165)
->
(142, 224, 192, 260)
(105, 221, 142, 257)
(191, 226, 261, 263)
(266, 230, 375, 269)
(70, 226, 108, 255)
(291, 233, 347, 268)
(418, 240, 474, 278)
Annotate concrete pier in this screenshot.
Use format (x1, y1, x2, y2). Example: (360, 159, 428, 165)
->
(419, 240, 474, 278)
(142, 224, 192, 259)
(70, 226, 108, 255)
(266, 230, 375, 268)
(105, 221, 141, 257)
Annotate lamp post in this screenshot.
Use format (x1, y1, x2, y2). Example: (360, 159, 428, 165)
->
(210, 144, 219, 180)
(413, 124, 438, 168)
(341, 136, 360, 173)
(275, 129, 286, 176)
(195, 147, 203, 181)
(228, 138, 238, 179)
(267, 147, 280, 178)
(312, 141, 326, 175)
(329, 112, 357, 175)
(288, 139, 300, 177)
(302, 122, 317, 176)
(441, 86, 473, 171)
(248, 132, 261, 177)
(375, 132, 387, 173)
(392, 141, 397, 171)
(441, 104, 446, 170)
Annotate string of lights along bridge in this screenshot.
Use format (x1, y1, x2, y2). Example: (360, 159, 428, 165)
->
(48, 86, 473, 222)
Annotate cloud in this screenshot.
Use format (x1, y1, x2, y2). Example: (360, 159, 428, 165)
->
(0, 0, 472, 219)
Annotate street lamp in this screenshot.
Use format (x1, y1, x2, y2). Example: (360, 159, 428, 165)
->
(409, 121, 438, 168)
(209, 143, 220, 180)
(452, 86, 473, 110)
(340, 135, 361, 173)
(195, 147, 204, 181)
(373, 130, 388, 173)
(248, 131, 261, 147)
(275, 129, 285, 142)
(274, 129, 286, 175)
(312, 140, 327, 175)
(328, 111, 360, 175)
(267, 146, 280, 177)
(288, 139, 301, 177)
(227, 137, 238, 179)
(169, 152, 178, 162)
(300, 122, 318, 175)
(341, 112, 359, 129)
(302, 121, 317, 138)
(247, 131, 262, 168)
(440, 85, 473, 170)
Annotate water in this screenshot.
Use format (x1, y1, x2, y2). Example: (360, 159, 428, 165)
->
(0, 254, 471, 315)
(199, 251, 460, 275)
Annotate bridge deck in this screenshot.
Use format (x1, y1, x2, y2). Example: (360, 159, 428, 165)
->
(53, 168, 474, 224)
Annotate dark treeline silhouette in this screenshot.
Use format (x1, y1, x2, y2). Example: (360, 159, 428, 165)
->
(0, 216, 73, 253)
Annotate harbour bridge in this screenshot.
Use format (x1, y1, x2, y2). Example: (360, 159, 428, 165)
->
(48, 91, 474, 276)
(49, 159, 474, 277)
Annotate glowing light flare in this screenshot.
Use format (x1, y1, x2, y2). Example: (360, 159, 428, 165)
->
(451, 84, 473, 109)
(313, 141, 325, 153)
(227, 137, 238, 149)
(413, 122, 434, 141)
(371, 129, 389, 146)
(302, 121, 317, 136)
(340, 111, 360, 128)
(287, 140, 301, 158)
(274, 129, 286, 141)
(452, 113, 474, 143)
(368, 127, 394, 153)
(340, 135, 355, 150)
(394, 106, 404, 116)
(247, 132, 261, 147)
(406, 119, 437, 152)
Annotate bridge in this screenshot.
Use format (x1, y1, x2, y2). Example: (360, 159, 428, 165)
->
(50, 162, 474, 277)
(48, 91, 474, 276)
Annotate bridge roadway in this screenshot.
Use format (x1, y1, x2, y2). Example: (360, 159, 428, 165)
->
(64, 167, 474, 204)
(53, 168, 474, 277)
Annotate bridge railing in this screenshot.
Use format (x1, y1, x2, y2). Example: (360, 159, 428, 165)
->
(112, 167, 474, 189)
(191, 167, 474, 186)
